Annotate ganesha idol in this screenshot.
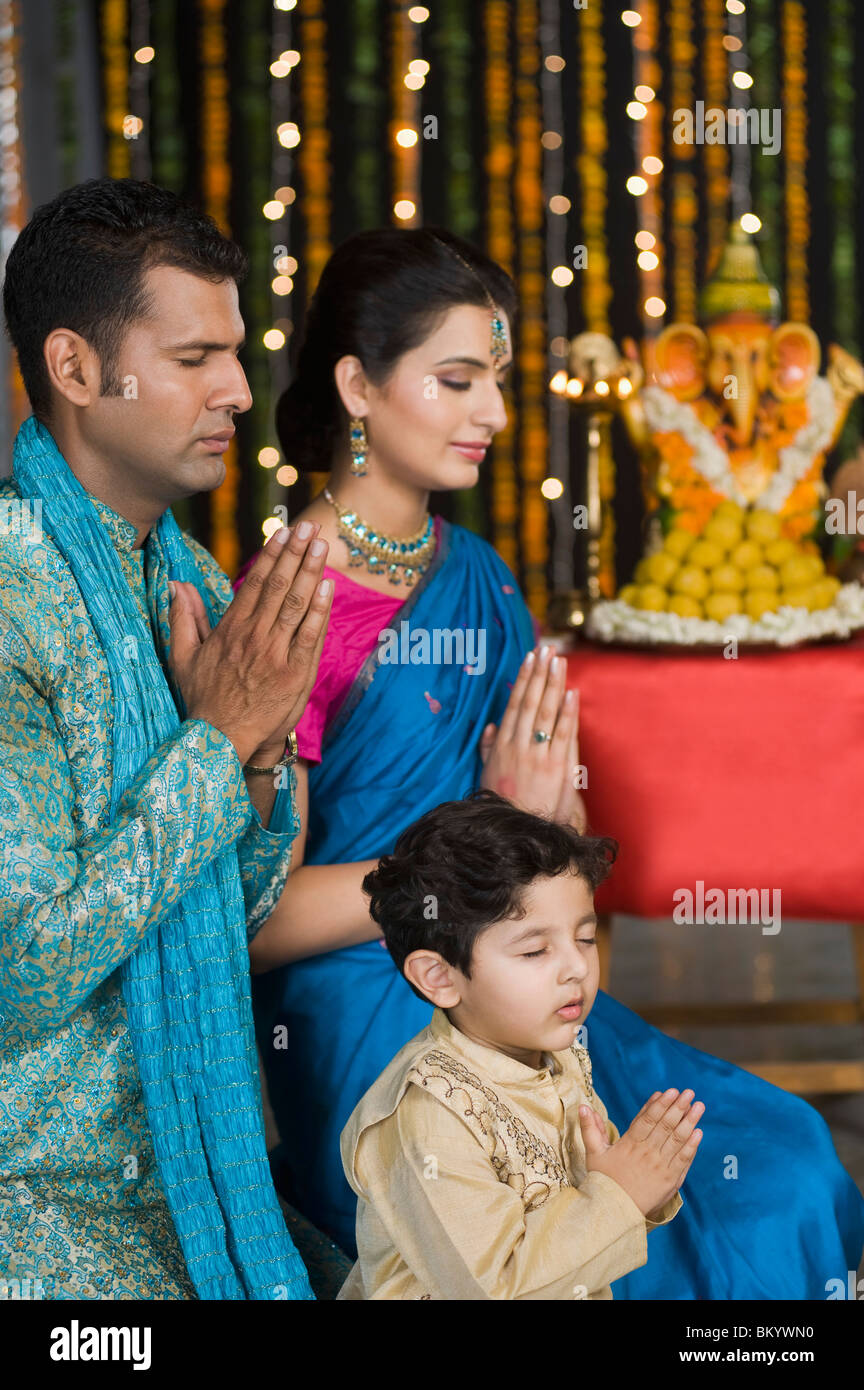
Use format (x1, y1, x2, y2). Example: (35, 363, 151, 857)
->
(583, 224, 864, 647)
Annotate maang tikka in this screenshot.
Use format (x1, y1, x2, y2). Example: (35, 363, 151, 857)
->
(428, 233, 509, 366)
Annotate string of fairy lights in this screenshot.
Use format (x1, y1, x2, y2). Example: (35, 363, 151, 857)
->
(390, 3, 427, 226)
(48, 2, 813, 579)
(97, 1, 435, 552)
(617, 0, 767, 336)
(541, 0, 769, 343)
(542, 14, 621, 597)
(483, 2, 518, 571)
(621, 5, 667, 330)
(253, 0, 797, 593)
(541, 0, 783, 596)
(260, 1, 430, 543)
(538, 0, 572, 595)
(259, 0, 301, 541)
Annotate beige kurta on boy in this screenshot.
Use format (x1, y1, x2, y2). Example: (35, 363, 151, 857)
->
(339, 1007, 682, 1300)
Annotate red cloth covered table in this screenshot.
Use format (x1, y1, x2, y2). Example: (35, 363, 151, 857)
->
(566, 633, 864, 921)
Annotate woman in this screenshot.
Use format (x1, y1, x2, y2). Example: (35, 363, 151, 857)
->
(237, 227, 864, 1298)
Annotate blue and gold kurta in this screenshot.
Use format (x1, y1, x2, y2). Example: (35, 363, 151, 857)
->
(0, 479, 298, 1299)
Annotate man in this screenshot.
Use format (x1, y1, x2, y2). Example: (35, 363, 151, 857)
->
(0, 178, 332, 1299)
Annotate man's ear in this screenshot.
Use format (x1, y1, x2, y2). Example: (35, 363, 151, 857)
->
(43, 328, 99, 409)
(404, 950, 461, 1008)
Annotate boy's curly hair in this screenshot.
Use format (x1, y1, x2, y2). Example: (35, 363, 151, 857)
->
(363, 789, 617, 998)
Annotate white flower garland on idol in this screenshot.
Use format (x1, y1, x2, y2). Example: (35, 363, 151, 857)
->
(639, 377, 837, 514)
(640, 385, 747, 505)
(587, 581, 864, 649)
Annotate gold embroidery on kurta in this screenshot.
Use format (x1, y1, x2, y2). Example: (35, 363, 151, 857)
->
(407, 1050, 570, 1212)
(571, 1042, 596, 1099)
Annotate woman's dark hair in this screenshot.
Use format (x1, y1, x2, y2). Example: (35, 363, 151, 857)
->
(3, 176, 248, 422)
(275, 226, 518, 473)
(363, 789, 617, 1001)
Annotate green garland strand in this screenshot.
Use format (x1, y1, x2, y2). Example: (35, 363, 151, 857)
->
(55, 0, 78, 188)
(348, 0, 384, 228)
(150, 0, 185, 191)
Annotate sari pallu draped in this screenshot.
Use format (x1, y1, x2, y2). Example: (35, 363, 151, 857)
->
(255, 518, 864, 1297)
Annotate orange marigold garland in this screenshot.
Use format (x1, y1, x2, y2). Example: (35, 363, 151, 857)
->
(648, 391, 830, 542)
(781, 0, 809, 323)
(668, 0, 697, 322)
(200, 0, 238, 577)
(578, 3, 610, 335)
(101, 0, 130, 178)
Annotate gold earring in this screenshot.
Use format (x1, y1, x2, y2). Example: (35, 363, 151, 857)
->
(349, 416, 368, 476)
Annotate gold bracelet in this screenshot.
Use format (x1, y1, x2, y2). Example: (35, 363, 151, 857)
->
(244, 729, 298, 775)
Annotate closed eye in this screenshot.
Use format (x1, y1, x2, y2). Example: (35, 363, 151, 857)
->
(441, 379, 511, 393)
(178, 357, 207, 368)
(522, 937, 595, 958)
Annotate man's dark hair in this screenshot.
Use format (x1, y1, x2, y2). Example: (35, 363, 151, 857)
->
(363, 789, 618, 1001)
(2, 176, 248, 422)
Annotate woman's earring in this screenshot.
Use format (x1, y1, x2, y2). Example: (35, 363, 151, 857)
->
(349, 416, 369, 476)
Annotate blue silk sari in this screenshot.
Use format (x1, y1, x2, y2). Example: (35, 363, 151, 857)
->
(254, 518, 864, 1298)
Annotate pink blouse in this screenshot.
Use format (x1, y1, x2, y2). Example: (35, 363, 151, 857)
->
(232, 515, 443, 765)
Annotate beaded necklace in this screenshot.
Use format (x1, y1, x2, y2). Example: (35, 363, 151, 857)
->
(322, 487, 436, 586)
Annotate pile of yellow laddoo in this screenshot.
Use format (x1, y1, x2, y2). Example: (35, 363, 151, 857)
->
(618, 502, 840, 623)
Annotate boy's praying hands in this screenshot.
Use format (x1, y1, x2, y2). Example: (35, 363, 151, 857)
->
(579, 1088, 704, 1222)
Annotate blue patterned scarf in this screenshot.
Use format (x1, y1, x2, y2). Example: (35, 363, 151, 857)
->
(14, 415, 313, 1301)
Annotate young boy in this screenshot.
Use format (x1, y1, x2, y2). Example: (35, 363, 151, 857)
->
(337, 789, 704, 1301)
